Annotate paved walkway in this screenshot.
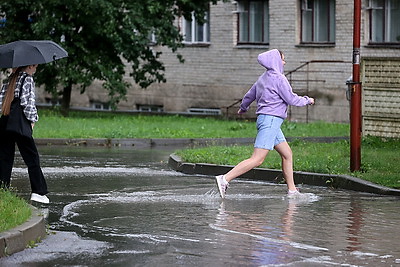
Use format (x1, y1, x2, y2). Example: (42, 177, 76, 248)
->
(1, 136, 399, 259)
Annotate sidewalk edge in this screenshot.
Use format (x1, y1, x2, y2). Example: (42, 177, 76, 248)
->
(0, 206, 47, 258)
(168, 153, 400, 196)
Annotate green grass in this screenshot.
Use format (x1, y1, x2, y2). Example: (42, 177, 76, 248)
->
(34, 109, 349, 138)
(0, 189, 32, 232)
(33, 109, 399, 189)
(176, 137, 400, 189)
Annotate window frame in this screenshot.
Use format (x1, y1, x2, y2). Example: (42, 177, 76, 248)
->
(300, 0, 336, 45)
(182, 12, 210, 45)
(367, 0, 400, 45)
(236, 0, 269, 46)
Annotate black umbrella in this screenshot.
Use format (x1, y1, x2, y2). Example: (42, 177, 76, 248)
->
(0, 40, 68, 68)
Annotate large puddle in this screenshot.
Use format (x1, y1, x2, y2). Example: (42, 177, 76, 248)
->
(1, 146, 399, 266)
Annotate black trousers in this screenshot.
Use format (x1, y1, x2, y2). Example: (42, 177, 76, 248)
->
(0, 117, 48, 195)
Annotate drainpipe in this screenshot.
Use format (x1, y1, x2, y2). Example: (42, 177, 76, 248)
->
(350, 0, 362, 171)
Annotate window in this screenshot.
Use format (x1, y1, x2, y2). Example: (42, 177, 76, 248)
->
(187, 108, 221, 115)
(182, 12, 210, 44)
(368, 0, 400, 43)
(237, 0, 269, 45)
(137, 104, 163, 112)
(148, 32, 157, 45)
(301, 0, 335, 43)
(90, 101, 111, 110)
(44, 97, 61, 106)
(0, 14, 5, 28)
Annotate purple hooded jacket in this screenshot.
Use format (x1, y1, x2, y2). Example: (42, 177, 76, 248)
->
(239, 49, 312, 119)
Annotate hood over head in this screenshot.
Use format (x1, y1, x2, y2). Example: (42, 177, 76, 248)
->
(257, 49, 283, 74)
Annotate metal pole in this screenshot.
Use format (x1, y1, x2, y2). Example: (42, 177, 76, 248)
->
(350, 0, 362, 171)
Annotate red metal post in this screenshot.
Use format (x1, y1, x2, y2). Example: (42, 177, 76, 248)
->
(350, 0, 362, 171)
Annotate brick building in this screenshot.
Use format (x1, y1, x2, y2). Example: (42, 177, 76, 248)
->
(37, 0, 400, 124)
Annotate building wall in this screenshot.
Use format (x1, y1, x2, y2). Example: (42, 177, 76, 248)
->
(361, 57, 400, 138)
(36, 0, 400, 123)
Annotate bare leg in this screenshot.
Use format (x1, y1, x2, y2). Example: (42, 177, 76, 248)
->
(274, 142, 296, 191)
(224, 148, 269, 183)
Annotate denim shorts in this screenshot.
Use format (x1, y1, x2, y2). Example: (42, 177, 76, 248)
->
(254, 115, 286, 150)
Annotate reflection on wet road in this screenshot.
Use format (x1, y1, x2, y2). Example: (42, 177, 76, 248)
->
(1, 146, 399, 266)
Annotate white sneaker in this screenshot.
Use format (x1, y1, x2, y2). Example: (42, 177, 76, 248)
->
(287, 189, 302, 199)
(31, 193, 50, 204)
(215, 175, 229, 199)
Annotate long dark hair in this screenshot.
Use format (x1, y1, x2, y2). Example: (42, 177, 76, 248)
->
(2, 66, 25, 116)
(278, 50, 284, 59)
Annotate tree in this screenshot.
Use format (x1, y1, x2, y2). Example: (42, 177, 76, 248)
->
(0, 0, 220, 114)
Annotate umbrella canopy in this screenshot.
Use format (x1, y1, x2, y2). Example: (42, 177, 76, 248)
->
(0, 40, 68, 68)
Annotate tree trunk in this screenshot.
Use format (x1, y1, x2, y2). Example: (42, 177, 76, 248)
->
(61, 82, 72, 117)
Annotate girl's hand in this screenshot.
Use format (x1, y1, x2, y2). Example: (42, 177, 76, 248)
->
(309, 98, 315, 105)
(237, 109, 246, 114)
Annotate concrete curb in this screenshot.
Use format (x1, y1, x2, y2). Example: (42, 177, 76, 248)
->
(0, 206, 47, 258)
(168, 153, 400, 196)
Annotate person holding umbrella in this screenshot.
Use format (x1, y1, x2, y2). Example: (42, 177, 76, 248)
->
(0, 64, 49, 203)
(0, 40, 68, 204)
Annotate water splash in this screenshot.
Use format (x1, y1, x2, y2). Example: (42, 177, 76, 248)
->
(284, 192, 321, 204)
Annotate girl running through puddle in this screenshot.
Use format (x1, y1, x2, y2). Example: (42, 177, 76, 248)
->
(215, 49, 314, 199)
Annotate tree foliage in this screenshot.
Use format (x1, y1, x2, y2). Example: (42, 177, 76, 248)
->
(0, 0, 220, 113)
